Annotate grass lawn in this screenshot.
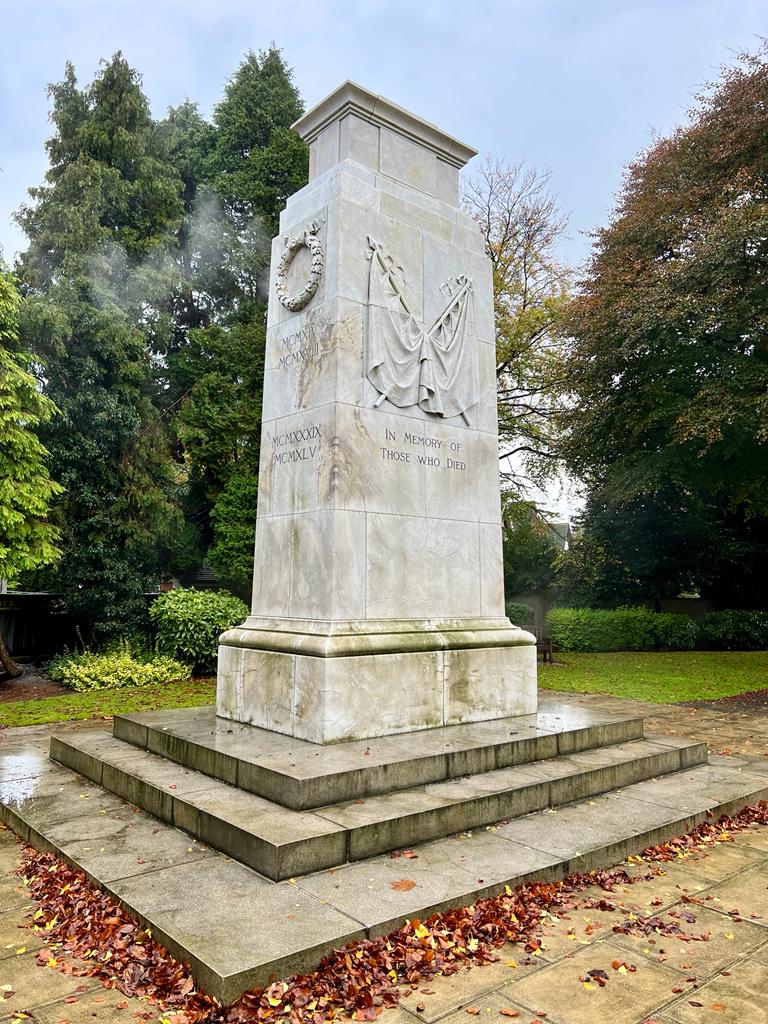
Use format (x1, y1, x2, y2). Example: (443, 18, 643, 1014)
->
(1, 652, 766, 728)
(540, 650, 768, 703)
(0, 676, 216, 728)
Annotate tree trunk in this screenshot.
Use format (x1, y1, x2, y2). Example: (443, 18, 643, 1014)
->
(0, 628, 23, 680)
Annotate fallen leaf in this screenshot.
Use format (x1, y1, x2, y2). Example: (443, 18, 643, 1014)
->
(391, 879, 417, 892)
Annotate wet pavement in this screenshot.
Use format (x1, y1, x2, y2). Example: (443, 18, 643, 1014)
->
(0, 692, 766, 1022)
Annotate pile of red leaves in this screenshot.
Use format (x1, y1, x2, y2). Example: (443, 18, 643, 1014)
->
(14, 801, 768, 1024)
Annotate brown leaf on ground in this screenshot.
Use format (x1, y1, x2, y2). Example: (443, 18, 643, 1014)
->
(12, 801, 768, 1024)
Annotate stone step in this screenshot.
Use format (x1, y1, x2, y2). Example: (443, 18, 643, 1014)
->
(50, 729, 708, 880)
(4, 729, 767, 1004)
(111, 699, 646, 809)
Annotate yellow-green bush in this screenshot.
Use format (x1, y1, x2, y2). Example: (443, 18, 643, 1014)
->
(47, 647, 190, 692)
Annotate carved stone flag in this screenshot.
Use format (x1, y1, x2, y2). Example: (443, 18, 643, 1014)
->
(366, 237, 480, 423)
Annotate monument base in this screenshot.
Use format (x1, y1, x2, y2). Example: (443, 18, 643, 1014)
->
(216, 618, 537, 743)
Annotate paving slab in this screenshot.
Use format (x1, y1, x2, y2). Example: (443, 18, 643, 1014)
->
(31, 986, 141, 1024)
(500, 939, 684, 1024)
(492, 792, 688, 860)
(0, 950, 98, 1018)
(642, 840, 767, 884)
(0, 767, 121, 841)
(0, 744, 60, 784)
(398, 958, 544, 1023)
(0, 876, 34, 914)
(610, 903, 768, 979)
(0, 910, 45, 958)
(0, 834, 21, 878)
(662, 957, 768, 1022)
(609, 763, 768, 816)
(107, 856, 366, 1004)
(39, 803, 214, 882)
(700, 862, 768, 925)
(734, 825, 768, 852)
(430, 989, 538, 1024)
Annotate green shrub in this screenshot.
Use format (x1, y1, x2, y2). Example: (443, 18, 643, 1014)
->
(652, 613, 699, 650)
(149, 587, 249, 673)
(699, 611, 768, 651)
(506, 602, 535, 626)
(548, 607, 649, 652)
(547, 606, 698, 652)
(47, 645, 189, 692)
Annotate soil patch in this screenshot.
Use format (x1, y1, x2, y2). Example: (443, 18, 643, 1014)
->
(679, 686, 768, 716)
(0, 664, 67, 703)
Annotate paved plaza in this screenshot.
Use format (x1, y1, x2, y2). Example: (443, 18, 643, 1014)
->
(0, 690, 766, 1023)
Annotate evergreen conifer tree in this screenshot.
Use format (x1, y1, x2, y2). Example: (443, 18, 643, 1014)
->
(16, 55, 185, 637)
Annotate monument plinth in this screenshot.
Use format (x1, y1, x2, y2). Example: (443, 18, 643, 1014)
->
(217, 82, 537, 742)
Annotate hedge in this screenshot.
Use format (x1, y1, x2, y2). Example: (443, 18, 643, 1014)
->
(548, 607, 698, 653)
(699, 611, 768, 651)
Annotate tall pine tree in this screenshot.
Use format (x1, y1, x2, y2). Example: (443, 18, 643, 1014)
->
(16, 55, 186, 638)
(163, 47, 307, 595)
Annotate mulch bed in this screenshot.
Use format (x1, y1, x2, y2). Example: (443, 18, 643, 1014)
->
(0, 664, 67, 703)
(679, 687, 768, 717)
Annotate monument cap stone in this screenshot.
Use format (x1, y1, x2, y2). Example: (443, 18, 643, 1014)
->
(293, 81, 477, 204)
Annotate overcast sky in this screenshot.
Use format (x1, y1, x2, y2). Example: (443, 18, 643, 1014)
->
(1, 1, 764, 516)
(2, 0, 765, 266)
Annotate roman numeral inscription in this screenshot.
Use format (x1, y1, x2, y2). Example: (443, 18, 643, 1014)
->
(278, 323, 322, 369)
(272, 424, 321, 464)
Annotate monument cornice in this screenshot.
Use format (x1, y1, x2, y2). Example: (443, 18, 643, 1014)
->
(220, 619, 535, 659)
(292, 80, 478, 169)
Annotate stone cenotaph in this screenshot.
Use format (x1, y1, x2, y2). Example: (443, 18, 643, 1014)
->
(217, 83, 537, 743)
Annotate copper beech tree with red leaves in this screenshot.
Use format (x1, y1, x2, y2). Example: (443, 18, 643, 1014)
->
(9, 802, 768, 1024)
(559, 45, 768, 609)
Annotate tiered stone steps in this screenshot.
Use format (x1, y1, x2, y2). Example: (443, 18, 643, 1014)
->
(2, 699, 767, 1003)
(110, 704, 647, 808)
(50, 725, 708, 880)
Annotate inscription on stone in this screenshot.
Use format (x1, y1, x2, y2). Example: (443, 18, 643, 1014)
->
(278, 323, 321, 369)
(272, 424, 321, 464)
(379, 428, 467, 471)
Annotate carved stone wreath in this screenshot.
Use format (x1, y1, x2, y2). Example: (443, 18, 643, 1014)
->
(275, 219, 324, 312)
